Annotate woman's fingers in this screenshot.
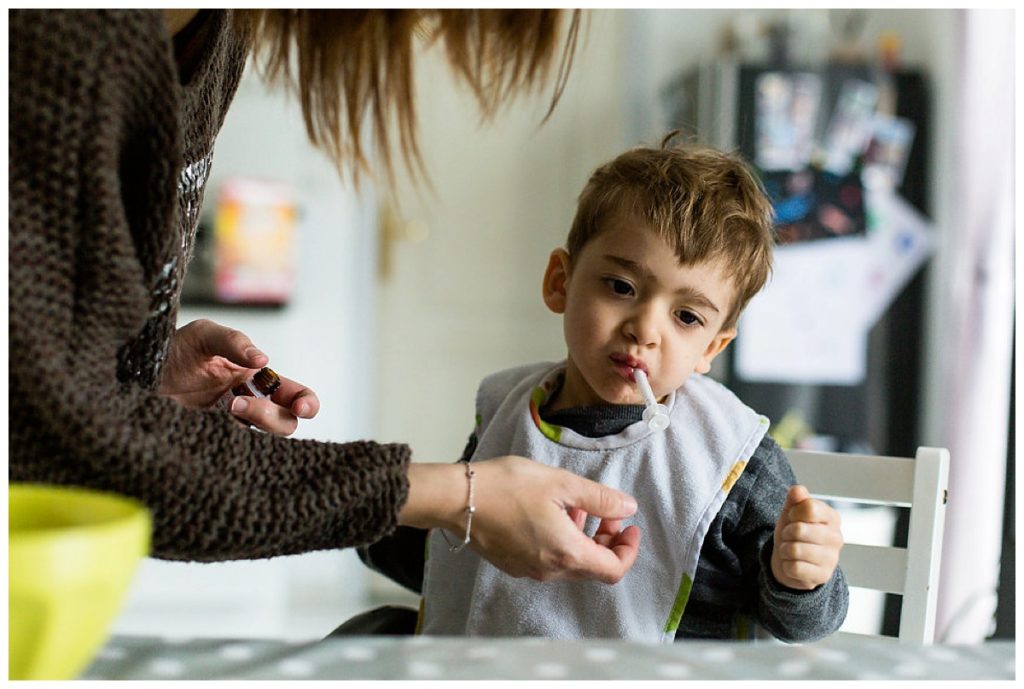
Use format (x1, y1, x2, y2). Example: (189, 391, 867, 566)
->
(464, 457, 642, 585)
(226, 374, 319, 433)
(188, 318, 269, 369)
(565, 522, 641, 584)
(561, 471, 638, 522)
(609, 524, 642, 565)
(229, 396, 299, 436)
(272, 376, 320, 419)
(164, 320, 319, 434)
(567, 507, 587, 531)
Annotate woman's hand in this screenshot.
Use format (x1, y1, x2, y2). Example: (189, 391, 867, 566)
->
(401, 457, 642, 584)
(159, 319, 320, 435)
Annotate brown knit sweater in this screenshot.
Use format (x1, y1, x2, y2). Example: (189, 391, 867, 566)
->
(8, 9, 411, 562)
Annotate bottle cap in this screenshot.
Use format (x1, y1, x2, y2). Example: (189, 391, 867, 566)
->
(252, 367, 282, 396)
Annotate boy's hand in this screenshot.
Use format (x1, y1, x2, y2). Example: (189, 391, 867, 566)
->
(771, 485, 843, 590)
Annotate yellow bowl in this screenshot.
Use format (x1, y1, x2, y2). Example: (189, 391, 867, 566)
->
(9, 483, 151, 680)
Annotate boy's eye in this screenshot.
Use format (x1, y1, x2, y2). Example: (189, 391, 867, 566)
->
(676, 310, 701, 326)
(605, 278, 635, 296)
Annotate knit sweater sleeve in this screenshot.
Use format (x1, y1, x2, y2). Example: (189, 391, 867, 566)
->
(734, 437, 849, 642)
(8, 10, 410, 562)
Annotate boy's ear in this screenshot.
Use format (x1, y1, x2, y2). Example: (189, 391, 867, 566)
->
(541, 248, 572, 314)
(695, 328, 736, 374)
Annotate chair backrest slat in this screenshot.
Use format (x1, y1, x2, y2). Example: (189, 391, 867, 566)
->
(786, 450, 916, 506)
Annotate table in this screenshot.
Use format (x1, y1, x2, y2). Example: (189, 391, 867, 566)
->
(82, 634, 1014, 680)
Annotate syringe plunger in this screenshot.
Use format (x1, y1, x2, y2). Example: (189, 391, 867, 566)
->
(633, 368, 670, 431)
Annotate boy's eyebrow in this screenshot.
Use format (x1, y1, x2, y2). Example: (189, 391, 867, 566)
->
(605, 254, 722, 313)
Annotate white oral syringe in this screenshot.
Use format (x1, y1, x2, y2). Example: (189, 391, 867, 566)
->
(633, 368, 670, 431)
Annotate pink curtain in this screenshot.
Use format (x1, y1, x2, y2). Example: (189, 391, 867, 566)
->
(934, 9, 1015, 643)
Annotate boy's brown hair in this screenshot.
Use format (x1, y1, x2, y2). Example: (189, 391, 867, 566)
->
(567, 135, 776, 330)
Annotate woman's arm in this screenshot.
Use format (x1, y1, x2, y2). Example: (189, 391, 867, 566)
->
(8, 10, 411, 563)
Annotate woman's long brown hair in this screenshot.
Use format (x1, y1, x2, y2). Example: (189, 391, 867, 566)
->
(234, 10, 582, 184)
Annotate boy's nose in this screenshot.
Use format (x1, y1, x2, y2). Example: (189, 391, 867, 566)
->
(623, 308, 660, 347)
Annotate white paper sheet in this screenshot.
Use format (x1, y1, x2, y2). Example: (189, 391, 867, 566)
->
(734, 190, 933, 385)
(855, 189, 935, 327)
(734, 236, 870, 385)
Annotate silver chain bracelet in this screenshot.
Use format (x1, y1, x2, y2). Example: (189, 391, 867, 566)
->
(442, 461, 476, 553)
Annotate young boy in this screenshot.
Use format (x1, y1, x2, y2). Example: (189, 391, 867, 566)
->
(359, 138, 848, 642)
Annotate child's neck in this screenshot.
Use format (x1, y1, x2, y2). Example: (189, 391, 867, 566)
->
(540, 399, 644, 439)
(541, 372, 643, 415)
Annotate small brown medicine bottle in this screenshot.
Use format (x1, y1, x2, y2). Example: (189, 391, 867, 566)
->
(231, 367, 282, 399)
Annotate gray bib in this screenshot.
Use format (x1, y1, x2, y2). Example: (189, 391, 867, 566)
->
(421, 362, 768, 642)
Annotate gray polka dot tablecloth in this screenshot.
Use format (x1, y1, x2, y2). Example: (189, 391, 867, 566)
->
(82, 634, 1015, 680)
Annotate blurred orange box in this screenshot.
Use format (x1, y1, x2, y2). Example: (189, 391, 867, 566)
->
(214, 178, 296, 305)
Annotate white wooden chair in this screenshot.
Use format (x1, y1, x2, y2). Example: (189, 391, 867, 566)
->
(785, 446, 950, 644)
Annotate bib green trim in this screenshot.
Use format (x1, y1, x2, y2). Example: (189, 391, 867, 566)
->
(529, 385, 563, 443)
(736, 614, 750, 640)
(663, 572, 694, 638)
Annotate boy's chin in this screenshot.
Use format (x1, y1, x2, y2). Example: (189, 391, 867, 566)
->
(595, 389, 646, 407)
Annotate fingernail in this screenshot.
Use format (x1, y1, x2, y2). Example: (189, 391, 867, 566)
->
(295, 402, 309, 417)
(245, 347, 267, 362)
(231, 397, 249, 414)
(623, 497, 638, 513)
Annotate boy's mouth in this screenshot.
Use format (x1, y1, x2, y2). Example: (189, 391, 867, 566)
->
(609, 353, 647, 381)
